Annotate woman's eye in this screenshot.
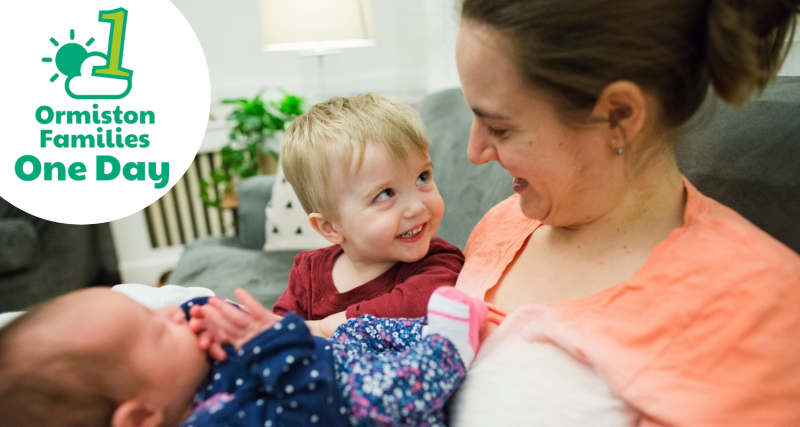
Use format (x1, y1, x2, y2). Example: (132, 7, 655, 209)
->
(416, 170, 432, 186)
(487, 126, 507, 137)
(374, 188, 395, 203)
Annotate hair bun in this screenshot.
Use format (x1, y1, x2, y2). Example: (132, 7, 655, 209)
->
(706, 0, 799, 105)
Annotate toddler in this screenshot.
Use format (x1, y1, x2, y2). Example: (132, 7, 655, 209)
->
(273, 94, 464, 336)
(0, 286, 486, 427)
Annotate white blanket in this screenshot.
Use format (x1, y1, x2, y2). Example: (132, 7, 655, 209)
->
(0, 284, 215, 328)
(111, 284, 215, 308)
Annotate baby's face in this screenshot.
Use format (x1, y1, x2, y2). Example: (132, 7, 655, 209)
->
(81, 290, 210, 426)
(332, 143, 445, 264)
(128, 303, 210, 425)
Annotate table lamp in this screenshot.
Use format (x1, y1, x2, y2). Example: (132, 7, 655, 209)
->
(260, 0, 375, 98)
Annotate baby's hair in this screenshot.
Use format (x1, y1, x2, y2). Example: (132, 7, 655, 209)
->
(0, 300, 117, 427)
(281, 93, 430, 219)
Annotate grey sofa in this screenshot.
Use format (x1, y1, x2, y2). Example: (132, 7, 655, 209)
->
(169, 78, 800, 308)
(0, 199, 120, 312)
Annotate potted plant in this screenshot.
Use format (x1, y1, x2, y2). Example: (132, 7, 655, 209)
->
(200, 91, 304, 208)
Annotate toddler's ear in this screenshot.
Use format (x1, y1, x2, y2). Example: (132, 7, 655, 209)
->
(308, 213, 344, 245)
(111, 400, 163, 427)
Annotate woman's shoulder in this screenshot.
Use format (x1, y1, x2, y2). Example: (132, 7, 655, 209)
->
(671, 184, 800, 284)
(615, 190, 800, 424)
(628, 184, 800, 335)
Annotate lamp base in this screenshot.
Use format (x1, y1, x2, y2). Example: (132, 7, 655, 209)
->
(298, 49, 342, 57)
(300, 52, 344, 103)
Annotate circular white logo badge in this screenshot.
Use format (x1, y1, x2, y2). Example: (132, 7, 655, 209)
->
(0, 1, 210, 224)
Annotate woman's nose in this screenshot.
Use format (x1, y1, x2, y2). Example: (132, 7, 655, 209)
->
(466, 120, 498, 165)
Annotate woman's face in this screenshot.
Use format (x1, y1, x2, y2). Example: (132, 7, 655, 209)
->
(456, 22, 625, 227)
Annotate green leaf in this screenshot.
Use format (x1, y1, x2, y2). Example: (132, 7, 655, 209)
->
(211, 89, 304, 186)
(198, 179, 222, 208)
(221, 98, 248, 105)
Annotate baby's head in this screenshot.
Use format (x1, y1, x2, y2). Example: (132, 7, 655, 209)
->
(0, 288, 209, 427)
(282, 93, 445, 263)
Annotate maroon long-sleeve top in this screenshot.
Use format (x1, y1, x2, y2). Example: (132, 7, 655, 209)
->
(272, 237, 464, 320)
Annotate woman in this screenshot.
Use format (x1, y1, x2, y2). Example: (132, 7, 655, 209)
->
(449, 0, 800, 425)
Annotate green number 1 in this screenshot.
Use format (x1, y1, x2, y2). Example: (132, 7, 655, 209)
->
(93, 8, 132, 79)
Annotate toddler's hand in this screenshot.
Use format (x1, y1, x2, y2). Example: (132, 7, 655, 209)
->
(189, 289, 280, 361)
(307, 311, 347, 338)
(306, 320, 325, 338)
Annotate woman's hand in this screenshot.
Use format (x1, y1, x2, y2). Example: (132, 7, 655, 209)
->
(189, 288, 280, 361)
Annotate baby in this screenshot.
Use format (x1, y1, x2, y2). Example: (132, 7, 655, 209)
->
(0, 286, 486, 427)
(273, 93, 464, 336)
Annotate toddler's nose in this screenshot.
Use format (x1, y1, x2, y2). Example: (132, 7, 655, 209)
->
(404, 197, 426, 218)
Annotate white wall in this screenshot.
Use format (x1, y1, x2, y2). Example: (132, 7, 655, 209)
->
(170, 0, 798, 104)
(778, 36, 800, 76)
(425, 0, 462, 92)
(169, 0, 450, 103)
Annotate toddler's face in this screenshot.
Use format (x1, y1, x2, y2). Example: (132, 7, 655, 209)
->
(332, 143, 444, 264)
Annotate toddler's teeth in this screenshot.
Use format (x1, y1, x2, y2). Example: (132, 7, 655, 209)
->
(399, 224, 423, 239)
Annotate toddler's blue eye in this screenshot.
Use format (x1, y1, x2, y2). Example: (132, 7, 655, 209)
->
(416, 171, 431, 186)
(375, 188, 395, 202)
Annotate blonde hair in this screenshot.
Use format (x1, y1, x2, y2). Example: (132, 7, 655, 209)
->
(281, 93, 430, 219)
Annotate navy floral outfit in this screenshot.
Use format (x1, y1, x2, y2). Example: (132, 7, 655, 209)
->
(178, 298, 465, 427)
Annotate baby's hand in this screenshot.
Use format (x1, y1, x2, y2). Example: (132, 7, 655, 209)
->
(189, 289, 280, 361)
(189, 302, 231, 361)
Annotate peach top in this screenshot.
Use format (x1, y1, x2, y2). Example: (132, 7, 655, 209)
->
(454, 179, 800, 426)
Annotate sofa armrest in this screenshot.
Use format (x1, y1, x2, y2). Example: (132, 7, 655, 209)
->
(0, 219, 39, 275)
(238, 174, 276, 250)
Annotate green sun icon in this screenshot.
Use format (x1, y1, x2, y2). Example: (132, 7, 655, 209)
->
(41, 9, 134, 100)
(42, 29, 96, 82)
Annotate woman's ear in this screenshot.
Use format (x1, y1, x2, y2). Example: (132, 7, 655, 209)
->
(308, 213, 345, 245)
(591, 81, 648, 152)
(111, 400, 163, 427)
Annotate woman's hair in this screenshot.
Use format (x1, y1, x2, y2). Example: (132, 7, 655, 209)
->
(461, 0, 799, 128)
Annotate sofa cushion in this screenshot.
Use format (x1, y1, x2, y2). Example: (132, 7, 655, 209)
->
(169, 236, 302, 307)
(238, 174, 275, 250)
(678, 77, 800, 253)
(263, 164, 330, 252)
(0, 219, 38, 275)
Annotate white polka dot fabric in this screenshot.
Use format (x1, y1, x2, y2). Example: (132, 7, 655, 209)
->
(182, 310, 350, 427)
(263, 163, 331, 252)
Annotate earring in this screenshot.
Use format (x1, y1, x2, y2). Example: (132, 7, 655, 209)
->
(615, 147, 624, 156)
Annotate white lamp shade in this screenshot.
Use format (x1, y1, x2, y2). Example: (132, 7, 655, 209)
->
(260, 0, 375, 52)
